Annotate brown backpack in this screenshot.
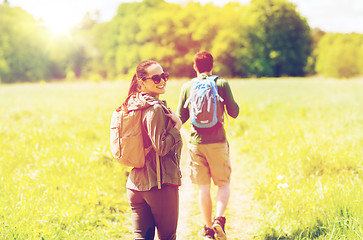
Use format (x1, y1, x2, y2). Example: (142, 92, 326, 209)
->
(110, 105, 152, 168)
(110, 102, 168, 189)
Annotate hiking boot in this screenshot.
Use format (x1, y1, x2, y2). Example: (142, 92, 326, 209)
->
(212, 216, 227, 240)
(200, 225, 215, 239)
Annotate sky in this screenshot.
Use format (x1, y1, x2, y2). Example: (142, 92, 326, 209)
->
(9, 0, 363, 34)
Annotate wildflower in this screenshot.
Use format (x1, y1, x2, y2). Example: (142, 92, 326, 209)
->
(277, 183, 289, 189)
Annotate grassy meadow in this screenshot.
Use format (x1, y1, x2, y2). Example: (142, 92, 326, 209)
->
(1, 78, 362, 239)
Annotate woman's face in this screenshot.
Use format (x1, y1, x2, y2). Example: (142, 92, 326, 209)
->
(140, 64, 167, 98)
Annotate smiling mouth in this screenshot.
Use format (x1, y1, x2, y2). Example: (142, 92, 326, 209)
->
(156, 85, 165, 89)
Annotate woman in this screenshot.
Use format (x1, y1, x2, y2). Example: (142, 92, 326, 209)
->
(123, 60, 183, 240)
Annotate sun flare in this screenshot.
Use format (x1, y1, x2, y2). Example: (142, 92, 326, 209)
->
(37, 6, 78, 37)
(46, 18, 72, 36)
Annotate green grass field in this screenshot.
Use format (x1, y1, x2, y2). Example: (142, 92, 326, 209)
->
(1, 78, 362, 239)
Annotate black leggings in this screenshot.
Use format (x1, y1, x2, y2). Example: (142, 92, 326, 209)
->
(127, 185, 179, 240)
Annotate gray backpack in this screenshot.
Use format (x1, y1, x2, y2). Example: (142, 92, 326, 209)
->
(184, 74, 224, 128)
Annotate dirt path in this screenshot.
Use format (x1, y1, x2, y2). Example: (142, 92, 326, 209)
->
(177, 128, 259, 239)
(226, 154, 260, 239)
(176, 128, 196, 240)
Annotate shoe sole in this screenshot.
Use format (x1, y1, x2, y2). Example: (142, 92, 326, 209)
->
(201, 237, 215, 240)
(200, 233, 215, 240)
(200, 229, 216, 240)
(212, 224, 226, 240)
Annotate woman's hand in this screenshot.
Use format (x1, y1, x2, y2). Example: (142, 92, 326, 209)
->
(166, 109, 182, 131)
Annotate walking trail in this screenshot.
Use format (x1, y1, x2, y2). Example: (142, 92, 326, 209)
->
(177, 128, 259, 240)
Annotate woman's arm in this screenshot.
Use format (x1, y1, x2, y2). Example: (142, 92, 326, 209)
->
(144, 104, 182, 157)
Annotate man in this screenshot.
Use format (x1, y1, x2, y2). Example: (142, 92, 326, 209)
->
(176, 51, 239, 239)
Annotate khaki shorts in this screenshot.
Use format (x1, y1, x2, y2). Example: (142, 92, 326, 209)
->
(188, 142, 231, 186)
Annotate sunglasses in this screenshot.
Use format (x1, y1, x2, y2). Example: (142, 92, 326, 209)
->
(142, 72, 169, 84)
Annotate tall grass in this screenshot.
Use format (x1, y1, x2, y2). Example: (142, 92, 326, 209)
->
(0, 82, 133, 239)
(1, 78, 362, 239)
(226, 78, 363, 239)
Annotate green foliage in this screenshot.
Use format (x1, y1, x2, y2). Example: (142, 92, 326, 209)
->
(0, 0, 252, 81)
(211, 3, 248, 77)
(237, 0, 312, 77)
(0, 4, 102, 82)
(3, 0, 363, 82)
(0, 5, 50, 82)
(316, 33, 363, 78)
(229, 78, 363, 239)
(98, 1, 237, 78)
(304, 28, 326, 75)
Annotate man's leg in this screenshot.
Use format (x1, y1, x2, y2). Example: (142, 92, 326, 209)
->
(215, 183, 230, 217)
(205, 142, 231, 218)
(205, 142, 231, 240)
(199, 184, 213, 228)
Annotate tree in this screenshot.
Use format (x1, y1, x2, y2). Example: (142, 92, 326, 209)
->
(316, 33, 363, 78)
(211, 2, 247, 77)
(97, 0, 241, 79)
(1, 0, 322, 82)
(0, 5, 50, 82)
(304, 28, 325, 75)
(237, 0, 311, 77)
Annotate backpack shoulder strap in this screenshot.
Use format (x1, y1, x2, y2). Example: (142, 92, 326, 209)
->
(151, 102, 170, 190)
(156, 152, 161, 189)
(184, 78, 198, 108)
(159, 103, 171, 114)
(208, 75, 219, 82)
(208, 75, 224, 102)
(191, 77, 199, 84)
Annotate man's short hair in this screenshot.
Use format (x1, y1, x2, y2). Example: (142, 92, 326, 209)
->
(194, 51, 213, 73)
